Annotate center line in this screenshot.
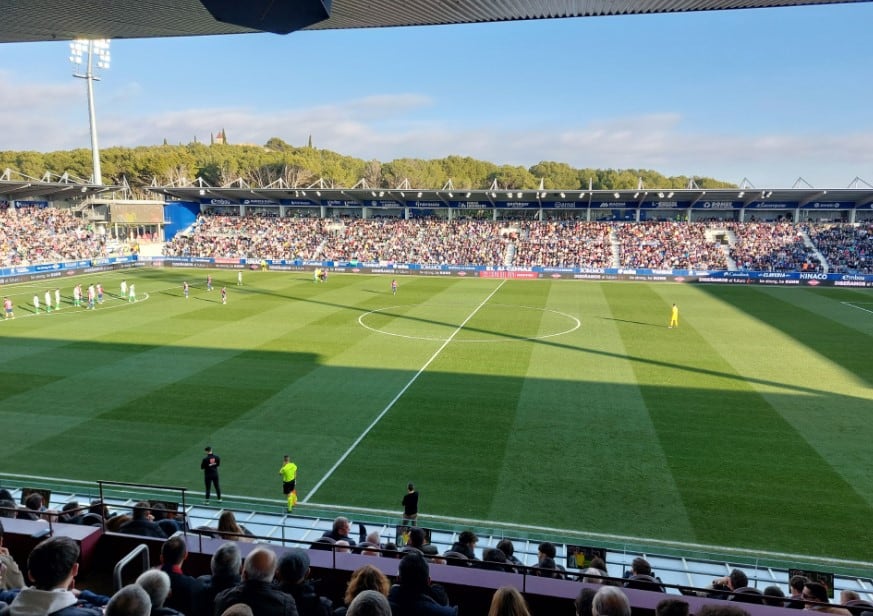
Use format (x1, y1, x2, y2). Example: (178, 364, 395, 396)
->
(304, 280, 506, 502)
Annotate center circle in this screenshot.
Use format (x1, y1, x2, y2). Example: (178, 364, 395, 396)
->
(357, 303, 581, 342)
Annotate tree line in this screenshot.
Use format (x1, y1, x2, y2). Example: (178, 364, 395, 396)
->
(0, 137, 735, 197)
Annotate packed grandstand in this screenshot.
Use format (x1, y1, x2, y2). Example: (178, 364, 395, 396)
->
(3, 206, 871, 274)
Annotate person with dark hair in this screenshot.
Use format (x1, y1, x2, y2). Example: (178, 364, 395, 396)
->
(387, 552, 457, 616)
(0, 519, 25, 590)
(215, 547, 299, 616)
(656, 599, 689, 616)
(401, 484, 419, 526)
(803, 582, 852, 615)
(196, 542, 242, 616)
(201, 446, 221, 503)
(788, 575, 810, 609)
(406, 528, 425, 551)
(536, 542, 566, 579)
(709, 568, 748, 599)
(762, 585, 786, 607)
(17, 493, 43, 521)
(575, 588, 598, 616)
(495, 539, 523, 568)
(449, 531, 478, 560)
(481, 548, 512, 572)
(0, 499, 16, 519)
(4, 535, 108, 615)
(275, 548, 332, 616)
(118, 502, 167, 539)
(696, 606, 750, 616)
(158, 536, 203, 616)
(217, 510, 253, 542)
(346, 590, 391, 616)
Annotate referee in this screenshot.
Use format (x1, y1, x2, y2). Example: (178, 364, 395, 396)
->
(279, 455, 298, 512)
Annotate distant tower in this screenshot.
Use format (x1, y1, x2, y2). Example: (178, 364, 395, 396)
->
(307, 134, 313, 148)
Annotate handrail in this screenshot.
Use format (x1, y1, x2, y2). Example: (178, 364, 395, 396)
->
(113, 543, 150, 592)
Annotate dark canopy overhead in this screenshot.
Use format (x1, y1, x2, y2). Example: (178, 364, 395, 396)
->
(1, 0, 870, 43)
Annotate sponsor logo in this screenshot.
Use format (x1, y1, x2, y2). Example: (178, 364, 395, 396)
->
(799, 273, 828, 280)
(457, 271, 467, 276)
(805, 280, 821, 286)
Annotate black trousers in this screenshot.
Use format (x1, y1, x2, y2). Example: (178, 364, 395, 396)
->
(204, 475, 221, 499)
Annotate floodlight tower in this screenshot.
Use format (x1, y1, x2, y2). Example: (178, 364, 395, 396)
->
(69, 39, 110, 185)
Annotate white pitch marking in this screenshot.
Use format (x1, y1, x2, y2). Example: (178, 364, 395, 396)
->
(304, 280, 507, 502)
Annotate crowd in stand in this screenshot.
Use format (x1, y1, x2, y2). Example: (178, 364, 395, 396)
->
(2, 493, 870, 616)
(162, 214, 873, 274)
(0, 208, 109, 267)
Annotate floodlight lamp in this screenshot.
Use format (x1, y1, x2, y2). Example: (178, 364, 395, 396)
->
(490, 192, 496, 198)
(301, 190, 306, 196)
(560, 192, 565, 199)
(378, 191, 384, 197)
(316, 190, 321, 197)
(614, 192, 620, 199)
(738, 191, 744, 198)
(579, 192, 585, 199)
(506, 192, 512, 198)
(658, 192, 664, 198)
(633, 192, 639, 199)
(667, 192, 674, 198)
(447, 192, 453, 198)
(465, 192, 471, 198)
(199, 189, 206, 196)
(516, 192, 522, 198)
(417, 192, 423, 198)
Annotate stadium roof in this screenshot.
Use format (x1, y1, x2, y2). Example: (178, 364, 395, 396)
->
(151, 185, 873, 209)
(1, 0, 871, 43)
(0, 179, 114, 200)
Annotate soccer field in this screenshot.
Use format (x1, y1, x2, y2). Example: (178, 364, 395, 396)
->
(1, 268, 872, 561)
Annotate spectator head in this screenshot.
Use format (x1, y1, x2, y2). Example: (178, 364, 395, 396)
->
(538, 542, 557, 560)
(0, 499, 16, 518)
(407, 483, 415, 492)
(347, 589, 392, 616)
(496, 539, 516, 560)
(656, 599, 689, 616)
(131, 501, 153, 521)
(106, 584, 151, 616)
(789, 575, 809, 596)
(488, 586, 531, 616)
(631, 557, 652, 576)
(803, 582, 830, 605)
(840, 590, 861, 604)
(220, 606, 253, 616)
(135, 569, 171, 608)
(212, 542, 242, 577)
(762, 585, 786, 607)
(581, 567, 607, 584)
(26, 535, 80, 590)
(397, 552, 430, 594)
(408, 527, 425, 549)
(344, 564, 390, 606)
(218, 510, 244, 536)
(243, 547, 277, 583)
(277, 548, 310, 585)
(160, 536, 187, 567)
(589, 557, 608, 574)
(576, 588, 598, 616)
(365, 531, 381, 546)
(332, 516, 351, 536)
(592, 586, 631, 616)
(729, 569, 748, 591)
(458, 530, 477, 548)
(482, 547, 509, 569)
(24, 493, 44, 512)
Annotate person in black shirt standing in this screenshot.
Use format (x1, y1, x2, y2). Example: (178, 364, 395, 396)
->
(402, 483, 419, 526)
(201, 446, 221, 503)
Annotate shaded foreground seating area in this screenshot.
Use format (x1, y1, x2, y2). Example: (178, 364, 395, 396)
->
(2, 499, 872, 616)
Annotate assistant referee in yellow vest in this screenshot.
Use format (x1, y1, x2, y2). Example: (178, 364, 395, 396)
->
(279, 455, 298, 512)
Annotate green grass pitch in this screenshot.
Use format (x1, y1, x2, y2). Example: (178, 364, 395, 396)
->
(0, 268, 871, 561)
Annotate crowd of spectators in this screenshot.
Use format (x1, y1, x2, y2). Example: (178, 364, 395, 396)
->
(162, 214, 873, 273)
(0, 207, 110, 267)
(2, 513, 869, 616)
(0, 207, 870, 273)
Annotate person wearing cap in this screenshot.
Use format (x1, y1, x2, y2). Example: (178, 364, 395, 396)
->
(279, 455, 298, 512)
(201, 446, 221, 503)
(275, 548, 332, 616)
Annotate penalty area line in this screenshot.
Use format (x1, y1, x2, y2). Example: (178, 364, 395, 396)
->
(841, 301, 873, 315)
(304, 280, 507, 502)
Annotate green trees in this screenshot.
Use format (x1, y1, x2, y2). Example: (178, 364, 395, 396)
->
(0, 139, 735, 190)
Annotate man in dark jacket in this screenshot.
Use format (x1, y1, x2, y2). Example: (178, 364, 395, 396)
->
(196, 542, 242, 616)
(118, 502, 167, 539)
(215, 547, 298, 616)
(387, 552, 457, 616)
(158, 536, 204, 616)
(274, 549, 331, 616)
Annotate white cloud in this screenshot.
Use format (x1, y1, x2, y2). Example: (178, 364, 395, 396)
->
(3, 78, 872, 187)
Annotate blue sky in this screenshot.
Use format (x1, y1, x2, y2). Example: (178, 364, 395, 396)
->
(1, 3, 871, 187)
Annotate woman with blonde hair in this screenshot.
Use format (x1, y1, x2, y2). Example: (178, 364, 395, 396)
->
(334, 564, 390, 616)
(488, 586, 532, 616)
(217, 510, 253, 542)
